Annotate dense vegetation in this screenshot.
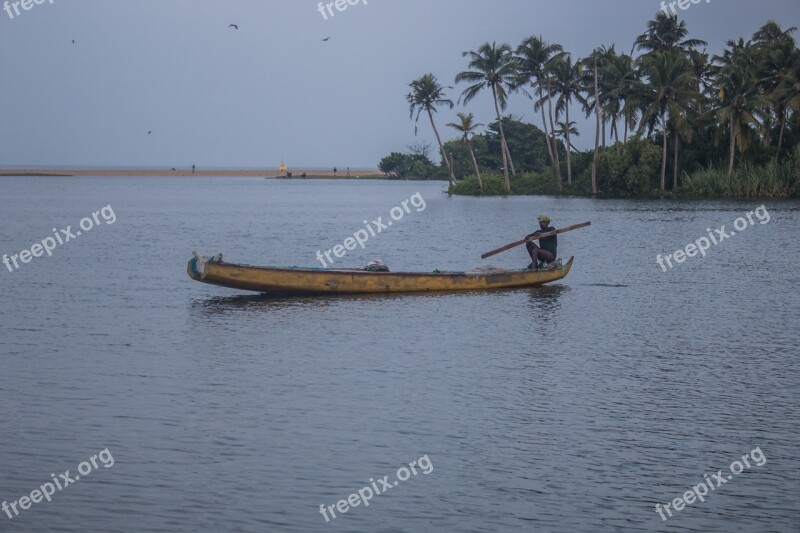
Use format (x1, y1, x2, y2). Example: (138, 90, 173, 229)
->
(379, 14, 800, 198)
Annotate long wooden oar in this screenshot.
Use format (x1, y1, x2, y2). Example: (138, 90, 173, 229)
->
(481, 221, 591, 259)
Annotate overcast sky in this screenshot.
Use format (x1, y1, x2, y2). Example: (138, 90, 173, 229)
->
(1, 0, 798, 169)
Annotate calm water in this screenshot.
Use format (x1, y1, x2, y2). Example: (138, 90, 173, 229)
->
(1, 177, 798, 532)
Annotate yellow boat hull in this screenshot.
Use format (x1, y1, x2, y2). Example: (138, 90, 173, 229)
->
(187, 256, 574, 295)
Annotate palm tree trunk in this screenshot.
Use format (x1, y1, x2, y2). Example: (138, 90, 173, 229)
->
(500, 121, 516, 176)
(492, 86, 511, 193)
(505, 141, 516, 176)
(565, 101, 573, 185)
(591, 54, 600, 196)
(661, 126, 668, 192)
(547, 80, 562, 182)
(623, 117, 629, 144)
(539, 90, 556, 169)
(727, 115, 736, 178)
(428, 108, 454, 185)
(777, 106, 787, 155)
(467, 138, 482, 190)
(763, 112, 773, 148)
(601, 112, 607, 148)
(551, 131, 561, 182)
(673, 130, 680, 190)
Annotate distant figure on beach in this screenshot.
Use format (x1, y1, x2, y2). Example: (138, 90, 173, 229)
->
(333, 167, 337, 176)
(525, 215, 557, 269)
(192, 164, 196, 174)
(347, 167, 350, 176)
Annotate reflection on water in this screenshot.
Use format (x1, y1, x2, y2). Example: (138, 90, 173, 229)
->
(578, 283, 630, 288)
(191, 292, 433, 320)
(190, 284, 572, 319)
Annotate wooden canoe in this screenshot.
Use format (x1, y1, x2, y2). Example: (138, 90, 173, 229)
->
(187, 254, 574, 295)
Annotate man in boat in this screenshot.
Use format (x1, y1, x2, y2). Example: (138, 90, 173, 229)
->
(525, 215, 557, 269)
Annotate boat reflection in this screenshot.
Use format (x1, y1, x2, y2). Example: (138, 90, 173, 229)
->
(190, 283, 572, 317)
(524, 284, 569, 327)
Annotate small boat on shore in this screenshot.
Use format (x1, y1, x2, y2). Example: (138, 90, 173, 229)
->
(187, 253, 574, 295)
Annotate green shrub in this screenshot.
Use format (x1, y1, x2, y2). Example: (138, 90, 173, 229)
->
(596, 137, 662, 196)
(449, 170, 564, 196)
(682, 146, 800, 198)
(509, 171, 561, 195)
(448, 173, 509, 196)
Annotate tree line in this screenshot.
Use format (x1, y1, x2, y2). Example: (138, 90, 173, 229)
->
(381, 13, 800, 197)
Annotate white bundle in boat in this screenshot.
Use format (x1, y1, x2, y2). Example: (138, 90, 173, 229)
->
(364, 259, 389, 272)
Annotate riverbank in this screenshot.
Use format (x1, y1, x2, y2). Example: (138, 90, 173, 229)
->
(0, 168, 384, 178)
(448, 162, 800, 199)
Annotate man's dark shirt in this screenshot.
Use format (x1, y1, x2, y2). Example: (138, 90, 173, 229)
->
(531, 226, 557, 257)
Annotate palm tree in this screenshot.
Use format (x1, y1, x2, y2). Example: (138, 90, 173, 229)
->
(515, 36, 564, 179)
(670, 109, 694, 189)
(635, 11, 707, 178)
(753, 23, 798, 153)
(407, 74, 455, 185)
(712, 39, 768, 177)
(579, 47, 612, 195)
(752, 21, 797, 45)
(635, 12, 708, 56)
(456, 42, 518, 193)
(636, 51, 699, 191)
(550, 55, 584, 184)
(555, 121, 579, 146)
(447, 112, 484, 189)
(590, 49, 601, 196)
(598, 49, 639, 150)
(762, 40, 797, 152)
(597, 47, 621, 149)
(579, 45, 617, 151)
(621, 89, 642, 145)
(779, 51, 800, 148)
(596, 46, 618, 148)
(688, 49, 713, 107)
(534, 71, 564, 187)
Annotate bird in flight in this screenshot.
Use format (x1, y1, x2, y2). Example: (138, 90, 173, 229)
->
(229, 24, 239, 30)
(148, 131, 152, 135)
(321, 36, 331, 42)
(71, 40, 75, 44)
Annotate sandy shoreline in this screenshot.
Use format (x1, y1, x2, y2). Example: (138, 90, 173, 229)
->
(0, 168, 384, 178)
